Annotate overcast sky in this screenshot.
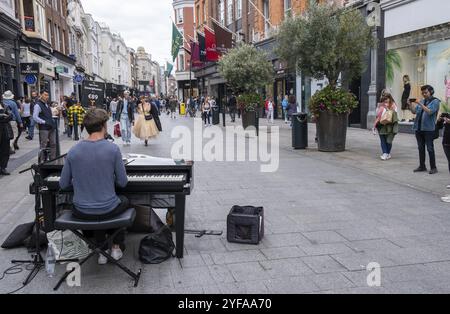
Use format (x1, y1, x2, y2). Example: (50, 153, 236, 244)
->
(81, 0, 173, 66)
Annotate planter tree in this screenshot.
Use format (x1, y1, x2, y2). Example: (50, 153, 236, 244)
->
(277, 2, 374, 152)
(218, 44, 273, 128)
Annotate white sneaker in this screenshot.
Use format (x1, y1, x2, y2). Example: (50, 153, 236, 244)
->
(386, 154, 392, 160)
(441, 195, 450, 203)
(380, 154, 387, 161)
(446, 185, 450, 190)
(98, 251, 109, 265)
(111, 248, 123, 261)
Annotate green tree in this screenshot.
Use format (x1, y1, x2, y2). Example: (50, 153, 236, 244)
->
(218, 44, 273, 111)
(276, 2, 374, 89)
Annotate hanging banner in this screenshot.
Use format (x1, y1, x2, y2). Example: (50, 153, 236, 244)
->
(205, 27, 219, 62)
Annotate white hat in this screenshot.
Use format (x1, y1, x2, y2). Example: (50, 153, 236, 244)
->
(2, 90, 14, 100)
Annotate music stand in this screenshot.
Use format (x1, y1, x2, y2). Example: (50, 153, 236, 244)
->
(11, 151, 78, 286)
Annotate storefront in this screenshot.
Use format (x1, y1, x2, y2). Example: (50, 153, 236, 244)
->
(383, 0, 450, 125)
(0, 10, 21, 97)
(106, 83, 118, 98)
(53, 51, 76, 102)
(20, 47, 55, 99)
(256, 38, 297, 119)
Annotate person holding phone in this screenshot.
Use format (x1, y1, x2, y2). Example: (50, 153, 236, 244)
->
(408, 85, 441, 175)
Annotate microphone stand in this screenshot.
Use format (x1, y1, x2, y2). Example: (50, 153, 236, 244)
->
(11, 152, 77, 286)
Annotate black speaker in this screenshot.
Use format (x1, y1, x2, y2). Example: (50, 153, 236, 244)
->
(227, 206, 264, 245)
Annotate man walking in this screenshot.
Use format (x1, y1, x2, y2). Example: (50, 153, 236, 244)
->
(1, 91, 23, 153)
(25, 91, 39, 140)
(115, 91, 134, 146)
(228, 94, 237, 123)
(32, 91, 57, 161)
(110, 98, 118, 121)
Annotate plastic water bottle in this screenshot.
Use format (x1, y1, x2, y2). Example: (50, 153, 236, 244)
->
(45, 243, 56, 277)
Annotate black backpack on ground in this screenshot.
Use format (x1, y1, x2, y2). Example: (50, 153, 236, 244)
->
(138, 225, 175, 264)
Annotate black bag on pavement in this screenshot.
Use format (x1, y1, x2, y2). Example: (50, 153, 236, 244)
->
(138, 225, 175, 264)
(1, 222, 34, 249)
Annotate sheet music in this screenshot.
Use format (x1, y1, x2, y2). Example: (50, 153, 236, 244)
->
(123, 154, 177, 166)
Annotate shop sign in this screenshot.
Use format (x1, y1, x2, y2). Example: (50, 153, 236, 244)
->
(20, 63, 39, 75)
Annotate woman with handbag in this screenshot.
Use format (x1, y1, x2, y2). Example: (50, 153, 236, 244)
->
(373, 92, 399, 161)
(132, 96, 159, 146)
(0, 102, 14, 175)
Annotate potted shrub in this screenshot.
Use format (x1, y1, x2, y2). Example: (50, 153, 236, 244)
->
(218, 44, 273, 129)
(277, 2, 374, 152)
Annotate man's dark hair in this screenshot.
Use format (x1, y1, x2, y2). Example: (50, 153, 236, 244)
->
(288, 95, 296, 104)
(421, 85, 435, 96)
(83, 108, 109, 134)
(40, 90, 49, 95)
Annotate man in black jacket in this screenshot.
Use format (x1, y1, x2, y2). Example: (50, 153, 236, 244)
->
(32, 91, 57, 161)
(115, 91, 135, 146)
(228, 94, 237, 122)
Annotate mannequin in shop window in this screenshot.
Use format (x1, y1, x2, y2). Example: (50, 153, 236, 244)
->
(444, 75, 450, 108)
(401, 75, 412, 122)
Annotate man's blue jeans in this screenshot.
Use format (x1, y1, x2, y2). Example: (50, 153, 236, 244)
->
(379, 135, 392, 154)
(120, 114, 132, 143)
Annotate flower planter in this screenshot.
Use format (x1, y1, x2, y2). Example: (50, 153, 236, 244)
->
(242, 110, 258, 129)
(317, 110, 348, 152)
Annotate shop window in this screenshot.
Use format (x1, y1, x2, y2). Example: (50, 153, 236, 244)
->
(386, 38, 450, 121)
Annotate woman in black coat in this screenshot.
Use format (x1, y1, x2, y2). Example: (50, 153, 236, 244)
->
(0, 102, 13, 175)
(150, 101, 162, 132)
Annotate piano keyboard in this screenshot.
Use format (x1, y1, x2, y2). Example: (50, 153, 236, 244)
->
(45, 174, 186, 184)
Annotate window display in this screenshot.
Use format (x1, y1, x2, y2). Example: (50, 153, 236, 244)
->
(386, 38, 450, 122)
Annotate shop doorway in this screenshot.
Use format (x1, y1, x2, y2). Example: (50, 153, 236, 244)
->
(349, 77, 362, 127)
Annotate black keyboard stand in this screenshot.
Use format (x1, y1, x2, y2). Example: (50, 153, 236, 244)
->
(12, 158, 78, 287)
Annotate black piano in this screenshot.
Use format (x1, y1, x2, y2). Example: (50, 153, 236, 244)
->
(36, 154, 194, 258)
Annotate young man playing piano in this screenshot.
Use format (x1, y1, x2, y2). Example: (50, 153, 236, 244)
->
(59, 108, 129, 265)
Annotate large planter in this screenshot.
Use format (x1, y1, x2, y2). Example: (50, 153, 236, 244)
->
(242, 110, 258, 129)
(317, 110, 349, 152)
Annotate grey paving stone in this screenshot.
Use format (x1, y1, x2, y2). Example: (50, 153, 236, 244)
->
(260, 246, 307, 260)
(331, 252, 398, 271)
(171, 266, 216, 288)
(346, 239, 402, 253)
(307, 273, 355, 291)
(261, 233, 311, 248)
(335, 227, 389, 241)
(226, 262, 271, 282)
(259, 258, 314, 278)
(210, 250, 266, 265)
(299, 243, 354, 256)
(263, 276, 320, 294)
(303, 230, 349, 244)
(219, 281, 269, 294)
(208, 265, 236, 284)
(301, 255, 347, 274)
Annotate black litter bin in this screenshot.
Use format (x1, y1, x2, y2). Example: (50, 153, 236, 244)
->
(212, 105, 220, 125)
(292, 113, 308, 149)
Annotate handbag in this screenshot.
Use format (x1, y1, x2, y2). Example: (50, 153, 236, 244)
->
(380, 109, 394, 125)
(144, 113, 153, 121)
(113, 123, 121, 138)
